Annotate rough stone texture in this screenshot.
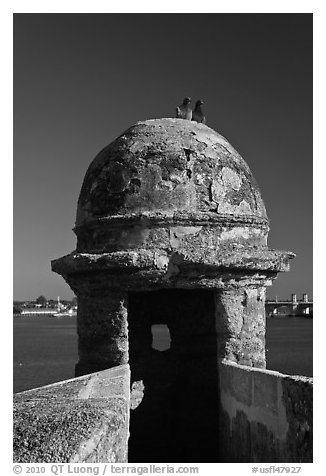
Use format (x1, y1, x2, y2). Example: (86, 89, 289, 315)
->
(52, 119, 294, 286)
(219, 360, 313, 462)
(216, 287, 266, 367)
(49, 118, 300, 462)
(51, 119, 294, 372)
(76, 118, 268, 227)
(75, 292, 128, 376)
(13, 365, 130, 463)
(66, 118, 288, 287)
(282, 375, 313, 462)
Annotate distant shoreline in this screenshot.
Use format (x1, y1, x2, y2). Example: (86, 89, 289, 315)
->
(14, 311, 77, 318)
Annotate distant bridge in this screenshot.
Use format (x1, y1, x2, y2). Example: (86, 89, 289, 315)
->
(266, 293, 313, 317)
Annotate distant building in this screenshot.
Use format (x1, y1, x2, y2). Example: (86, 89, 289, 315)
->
(20, 308, 57, 316)
(266, 293, 313, 317)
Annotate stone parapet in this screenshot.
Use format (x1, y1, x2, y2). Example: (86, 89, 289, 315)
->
(13, 365, 130, 463)
(219, 360, 313, 462)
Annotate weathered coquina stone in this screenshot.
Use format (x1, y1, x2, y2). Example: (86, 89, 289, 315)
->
(49, 117, 298, 463)
(75, 292, 128, 376)
(52, 118, 294, 373)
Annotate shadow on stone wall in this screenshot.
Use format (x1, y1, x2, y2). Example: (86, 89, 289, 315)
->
(13, 357, 313, 463)
(219, 361, 313, 462)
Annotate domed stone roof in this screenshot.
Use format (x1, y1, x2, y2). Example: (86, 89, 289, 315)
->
(53, 118, 294, 290)
(72, 118, 273, 260)
(76, 118, 267, 227)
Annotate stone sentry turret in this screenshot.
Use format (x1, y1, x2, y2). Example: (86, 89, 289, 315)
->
(52, 118, 295, 461)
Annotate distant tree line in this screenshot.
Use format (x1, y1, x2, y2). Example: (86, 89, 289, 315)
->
(13, 295, 77, 314)
(36, 295, 47, 306)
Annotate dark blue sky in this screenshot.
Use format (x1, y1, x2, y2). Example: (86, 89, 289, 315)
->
(13, 13, 312, 300)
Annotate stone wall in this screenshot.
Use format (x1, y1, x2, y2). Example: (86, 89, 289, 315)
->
(13, 365, 130, 463)
(13, 360, 312, 463)
(219, 360, 313, 462)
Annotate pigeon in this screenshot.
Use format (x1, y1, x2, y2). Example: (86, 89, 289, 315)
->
(192, 99, 206, 124)
(176, 97, 192, 120)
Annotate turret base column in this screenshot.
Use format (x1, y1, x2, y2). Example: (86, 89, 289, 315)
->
(75, 291, 128, 377)
(215, 286, 266, 368)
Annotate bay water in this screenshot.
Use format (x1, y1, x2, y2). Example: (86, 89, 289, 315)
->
(13, 315, 312, 393)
